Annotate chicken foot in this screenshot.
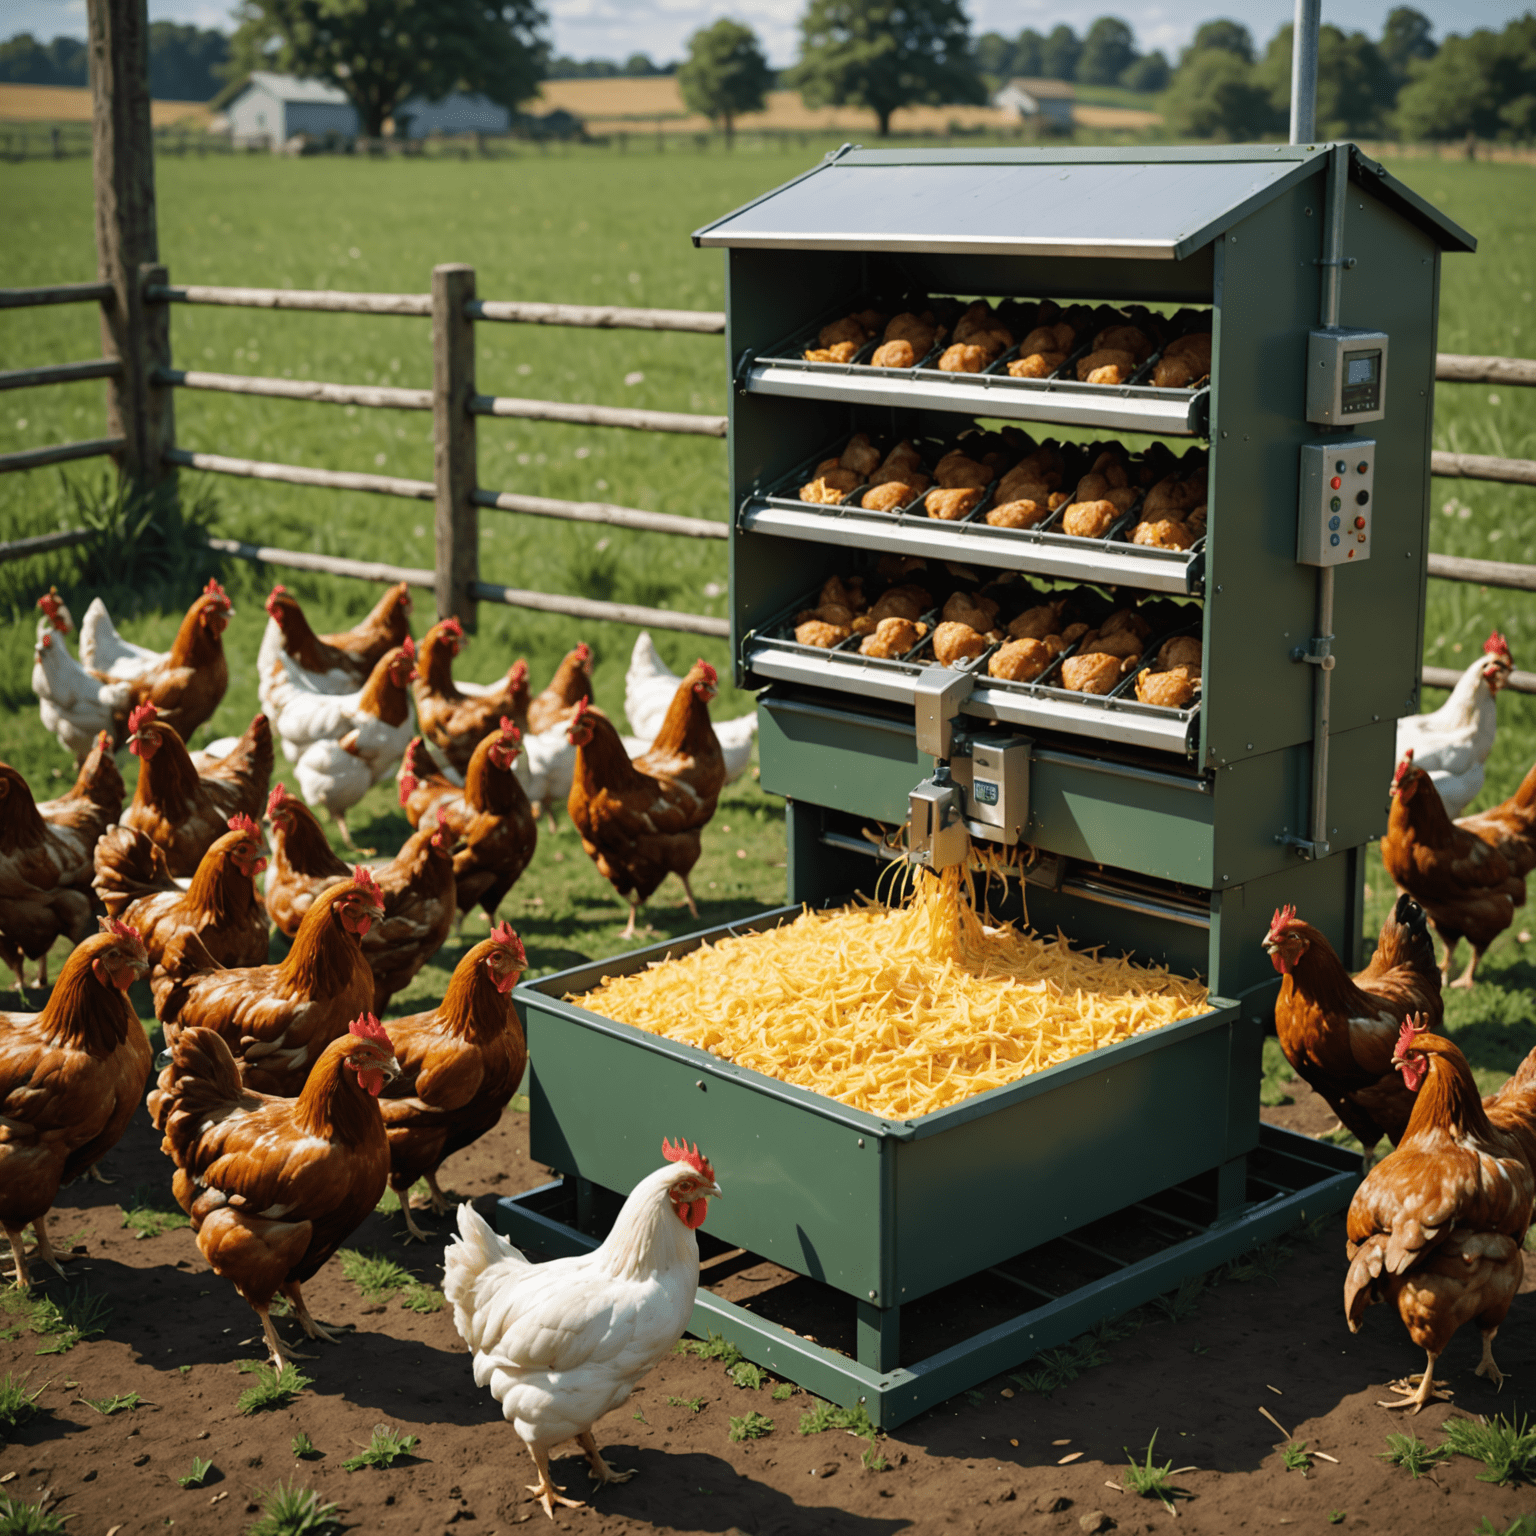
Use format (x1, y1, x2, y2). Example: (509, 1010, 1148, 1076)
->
(525, 1444, 585, 1520)
(1475, 1327, 1508, 1390)
(1447, 944, 1484, 991)
(282, 1281, 349, 1344)
(85, 1163, 115, 1185)
(1378, 1353, 1453, 1413)
(3, 1226, 34, 1290)
(255, 1303, 315, 1371)
(424, 1169, 453, 1215)
(29, 1215, 71, 1280)
(678, 873, 699, 919)
(578, 1430, 635, 1488)
(620, 899, 641, 941)
(393, 1187, 433, 1244)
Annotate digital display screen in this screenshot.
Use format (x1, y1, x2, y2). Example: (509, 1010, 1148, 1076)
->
(1346, 351, 1379, 385)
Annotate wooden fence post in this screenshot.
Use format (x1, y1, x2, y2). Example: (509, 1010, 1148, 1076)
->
(433, 263, 478, 630)
(89, 0, 173, 487)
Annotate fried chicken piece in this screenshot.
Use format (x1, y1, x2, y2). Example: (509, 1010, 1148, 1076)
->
(874, 553, 927, 581)
(818, 316, 870, 350)
(989, 638, 1054, 683)
(1093, 324, 1154, 362)
(995, 470, 1050, 505)
(1061, 622, 1090, 644)
(1003, 448, 1065, 491)
(934, 452, 993, 488)
(871, 340, 917, 369)
(942, 592, 1000, 631)
(953, 301, 1004, 342)
(859, 618, 926, 658)
(1007, 602, 1068, 641)
(1133, 518, 1197, 550)
(932, 622, 989, 667)
(1154, 334, 1212, 386)
(1061, 652, 1127, 695)
(1144, 473, 1206, 518)
(1101, 610, 1153, 641)
(938, 343, 998, 374)
(1061, 500, 1119, 538)
(1137, 666, 1200, 708)
(925, 487, 985, 521)
(800, 467, 859, 504)
(840, 433, 882, 478)
(1158, 637, 1203, 670)
(1020, 323, 1077, 355)
(1077, 349, 1139, 384)
(986, 499, 1050, 530)
(1081, 630, 1144, 662)
(1007, 352, 1065, 378)
(794, 620, 850, 648)
(1075, 474, 1137, 514)
(862, 481, 922, 512)
(848, 308, 887, 334)
(819, 575, 865, 613)
(804, 341, 859, 364)
(885, 311, 937, 345)
(868, 585, 931, 623)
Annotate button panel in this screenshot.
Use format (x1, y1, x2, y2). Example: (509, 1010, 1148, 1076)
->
(1297, 438, 1375, 567)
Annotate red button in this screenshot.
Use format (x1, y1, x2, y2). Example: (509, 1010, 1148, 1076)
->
(1330, 476, 1342, 490)
(1355, 516, 1366, 529)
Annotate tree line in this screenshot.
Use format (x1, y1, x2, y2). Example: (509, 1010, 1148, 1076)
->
(2, 1, 1533, 146)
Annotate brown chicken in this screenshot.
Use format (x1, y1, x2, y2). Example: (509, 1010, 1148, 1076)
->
(1381, 750, 1528, 987)
(630, 661, 725, 809)
(567, 700, 713, 938)
(377, 925, 528, 1240)
(154, 870, 384, 1096)
(262, 783, 351, 937)
(527, 643, 594, 736)
(0, 919, 151, 1285)
(398, 723, 538, 926)
(80, 579, 233, 746)
(261, 581, 414, 688)
(1263, 896, 1445, 1173)
(413, 617, 531, 775)
(121, 702, 274, 878)
(1345, 1021, 1536, 1411)
(0, 734, 124, 991)
(93, 814, 270, 979)
(148, 1014, 399, 1369)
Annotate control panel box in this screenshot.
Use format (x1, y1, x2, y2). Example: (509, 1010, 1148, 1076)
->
(952, 734, 1031, 845)
(1298, 439, 1375, 567)
(1306, 327, 1389, 425)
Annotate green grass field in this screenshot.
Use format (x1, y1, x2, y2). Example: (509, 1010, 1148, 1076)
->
(1, 148, 1534, 1048)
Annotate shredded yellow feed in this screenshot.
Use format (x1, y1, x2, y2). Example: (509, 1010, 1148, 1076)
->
(572, 865, 1209, 1119)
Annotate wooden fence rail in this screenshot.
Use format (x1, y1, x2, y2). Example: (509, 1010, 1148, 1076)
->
(0, 283, 114, 311)
(1436, 354, 1536, 387)
(0, 438, 126, 475)
(156, 367, 432, 411)
(0, 528, 94, 564)
(164, 446, 435, 500)
(1430, 450, 1536, 488)
(147, 283, 432, 317)
(0, 360, 122, 393)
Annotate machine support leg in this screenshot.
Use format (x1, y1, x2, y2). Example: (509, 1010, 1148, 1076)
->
(856, 1299, 900, 1373)
(1214, 1156, 1249, 1220)
(574, 1175, 598, 1236)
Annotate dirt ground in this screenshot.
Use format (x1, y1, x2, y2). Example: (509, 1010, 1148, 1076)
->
(2, 1071, 1534, 1536)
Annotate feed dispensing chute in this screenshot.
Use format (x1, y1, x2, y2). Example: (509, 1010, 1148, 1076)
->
(502, 144, 1475, 1432)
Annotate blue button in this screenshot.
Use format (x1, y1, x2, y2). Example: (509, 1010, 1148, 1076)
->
(1330, 533, 1340, 546)
(1329, 516, 1340, 530)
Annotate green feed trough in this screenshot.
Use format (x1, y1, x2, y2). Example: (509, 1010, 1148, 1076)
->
(501, 143, 1473, 1427)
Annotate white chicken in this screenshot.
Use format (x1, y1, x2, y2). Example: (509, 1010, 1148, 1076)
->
(79, 594, 166, 681)
(257, 618, 353, 717)
(31, 600, 133, 763)
(265, 641, 417, 846)
(1397, 633, 1514, 817)
(625, 633, 757, 783)
(443, 1139, 722, 1519)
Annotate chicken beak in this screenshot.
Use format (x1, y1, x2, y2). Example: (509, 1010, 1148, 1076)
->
(705, 1180, 723, 1200)
(384, 1054, 403, 1082)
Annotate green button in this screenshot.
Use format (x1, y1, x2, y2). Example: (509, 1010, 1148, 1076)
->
(1330, 497, 1341, 512)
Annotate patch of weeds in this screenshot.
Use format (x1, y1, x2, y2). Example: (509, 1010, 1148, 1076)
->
(729, 1362, 766, 1391)
(728, 1411, 773, 1443)
(1379, 1431, 1451, 1478)
(1148, 1275, 1205, 1324)
(374, 1179, 427, 1216)
(1282, 1441, 1313, 1476)
(29, 1284, 111, 1354)
(632, 1409, 647, 1424)
(1120, 1431, 1186, 1514)
(341, 1423, 419, 1472)
(510, 1093, 530, 1113)
(666, 1396, 705, 1414)
(178, 1364, 192, 1377)
(964, 1389, 986, 1406)
(1328, 1513, 1346, 1527)
(79, 1390, 144, 1415)
(1473, 1518, 1536, 1536)
(121, 1183, 191, 1239)
(0, 1372, 46, 1436)
(771, 1384, 796, 1401)
(798, 1398, 879, 1444)
(1008, 1336, 1110, 1396)
(1089, 1310, 1144, 1344)
(178, 1455, 215, 1488)
(862, 1443, 889, 1472)
(1221, 1238, 1294, 1286)
(399, 1281, 445, 1314)
(338, 1248, 413, 1301)
(675, 1332, 743, 1368)
(0, 1496, 69, 1535)
(244, 1480, 342, 1536)
(1442, 1412, 1536, 1485)
(237, 1362, 312, 1416)
(291, 1432, 320, 1460)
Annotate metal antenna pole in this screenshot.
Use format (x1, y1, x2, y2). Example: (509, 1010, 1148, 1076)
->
(1290, 0, 1321, 144)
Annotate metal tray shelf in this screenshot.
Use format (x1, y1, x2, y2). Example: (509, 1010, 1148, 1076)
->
(745, 587, 1201, 755)
(745, 440, 1206, 596)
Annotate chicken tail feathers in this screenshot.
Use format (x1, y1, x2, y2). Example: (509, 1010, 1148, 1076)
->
(92, 822, 175, 913)
(443, 1201, 529, 1345)
(160, 927, 219, 981)
(1371, 894, 1441, 995)
(1343, 1235, 1389, 1332)
(147, 1026, 256, 1168)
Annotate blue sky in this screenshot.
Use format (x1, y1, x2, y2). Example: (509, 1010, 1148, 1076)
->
(9, 0, 1533, 69)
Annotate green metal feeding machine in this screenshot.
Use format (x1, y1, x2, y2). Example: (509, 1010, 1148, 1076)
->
(502, 144, 1474, 1427)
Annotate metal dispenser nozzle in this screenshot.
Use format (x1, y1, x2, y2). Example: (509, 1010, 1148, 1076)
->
(909, 763, 969, 871)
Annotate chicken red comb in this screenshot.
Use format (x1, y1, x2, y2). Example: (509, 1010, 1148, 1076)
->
(228, 813, 260, 838)
(271, 584, 288, 596)
(510, 658, 528, 686)
(439, 617, 465, 640)
(1485, 631, 1512, 660)
(351, 864, 383, 904)
(662, 1137, 715, 1183)
(400, 637, 416, 661)
(498, 716, 521, 742)
(490, 921, 526, 968)
(127, 701, 159, 735)
(567, 697, 592, 739)
(203, 578, 230, 606)
(1392, 749, 1414, 786)
(575, 642, 591, 665)
(348, 1012, 392, 1048)
(695, 659, 717, 685)
(397, 739, 425, 804)
(100, 916, 144, 950)
(266, 783, 290, 817)
(1265, 904, 1298, 944)
(35, 589, 69, 631)
(1394, 1014, 1431, 1059)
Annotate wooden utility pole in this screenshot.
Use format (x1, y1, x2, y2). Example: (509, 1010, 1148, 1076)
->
(432, 263, 479, 630)
(89, 0, 174, 487)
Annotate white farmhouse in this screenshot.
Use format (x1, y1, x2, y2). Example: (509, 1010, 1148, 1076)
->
(992, 77, 1075, 132)
(225, 71, 359, 147)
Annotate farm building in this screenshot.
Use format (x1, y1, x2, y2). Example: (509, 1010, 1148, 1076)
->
(992, 76, 1075, 130)
(394, 91, 510, 139)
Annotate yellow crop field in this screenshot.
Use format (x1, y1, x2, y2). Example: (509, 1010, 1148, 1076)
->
(0, 82, 210, 127)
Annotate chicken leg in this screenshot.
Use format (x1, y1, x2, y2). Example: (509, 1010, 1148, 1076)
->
(282, 1281, 347, 1344)
(1475, 1326, 1508, 1390)
(29, 1215, 70, 1280)
(678, 873, 699, 919)
(424, 1169, 453, 1215)
(3, 1225, 33, 1290)
(620, 899, 641, 940)
(525, 1444, 584, 1520)
(392, 1183, 432, 1244)
(1448, 945, 1484, 990)
(578, 1430, 635, 1488)
(255, 1303, 315, 1371)
(1379, 1352, 1453, 1412)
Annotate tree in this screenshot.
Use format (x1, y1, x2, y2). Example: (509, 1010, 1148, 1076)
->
(1120, 50, 1168, 92)
(1395, 16, 1536, 141)
(625, 52, 661, 76)
(1188, 19, 1254, 63)
(1255, 23, 1394, 136)
(1040, 24, 1081, 80)
(974, 31, 1014, 81)
(1162, 46, 1274, 139)
(1012, 27, 1045, 76)
(1381, 7, 1436, 82)
(787, 0, 985, 138)
(677, 19, 770, 146)
(1078, 17, 1137, 85)
(0, 33, 89, 85)
(229, 0, 548, 138)
(148, 23, 230, 101)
